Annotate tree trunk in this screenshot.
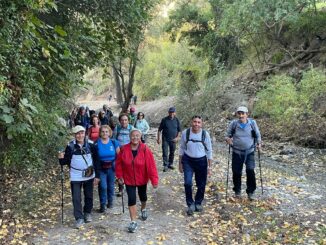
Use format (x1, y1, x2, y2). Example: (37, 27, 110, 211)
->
(112, 66, 123, 105)
(121, 57, 137, 112)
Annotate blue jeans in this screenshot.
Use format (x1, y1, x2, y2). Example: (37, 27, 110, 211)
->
(99, 168, 115, 206)
(232, 151, 256, 194)
(182, 154, 208, 207)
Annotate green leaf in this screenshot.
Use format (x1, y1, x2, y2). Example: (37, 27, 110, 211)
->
(0, 114, 14, 124)
(0, 105, 12, 113)
(54, 25, 67, 37)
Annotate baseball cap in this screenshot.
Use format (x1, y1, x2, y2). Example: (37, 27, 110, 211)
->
(236, 106, 248, 113)
(72, 125, 85, 134)
(168, 107, 176, 113)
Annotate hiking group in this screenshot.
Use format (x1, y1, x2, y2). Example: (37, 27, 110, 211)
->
(59, 104, 262, 233)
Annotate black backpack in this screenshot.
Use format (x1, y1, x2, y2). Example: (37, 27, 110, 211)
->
(185, 128, 208, 151)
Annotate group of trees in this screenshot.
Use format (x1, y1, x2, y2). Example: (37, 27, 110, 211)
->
(0, 0, 157, 169)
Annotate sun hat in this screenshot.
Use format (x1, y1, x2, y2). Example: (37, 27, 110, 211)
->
(72, 125, 86, 134)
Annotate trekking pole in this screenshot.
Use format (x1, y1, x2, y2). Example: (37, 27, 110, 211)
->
(258, 149, 264, 195)
(60, 164, 64, 224)
(121, 184, 125, 213)
(225, 144, 231, 201)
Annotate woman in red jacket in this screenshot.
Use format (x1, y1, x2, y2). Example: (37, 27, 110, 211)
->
(116, 128, 159, 233)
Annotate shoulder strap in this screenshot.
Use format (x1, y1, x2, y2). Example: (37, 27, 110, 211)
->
(231, 120, 237, 136)
(116, 125, 121, 138)
(186, 128, 191, 145)
(185, 128, 208, 151)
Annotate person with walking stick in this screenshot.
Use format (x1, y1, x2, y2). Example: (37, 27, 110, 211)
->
(115, 129, 159, 233)
(225, 106, 262, 201)
(58, 125, 98, 229)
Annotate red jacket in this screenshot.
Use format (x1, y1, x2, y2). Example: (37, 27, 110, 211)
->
(116, 143, 159, 186)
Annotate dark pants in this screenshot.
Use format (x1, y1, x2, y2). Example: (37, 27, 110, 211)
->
(125, 185, 147, 206)
(71, 178, 94, 220)
(232, 151, 256, 194)
(162, 138, 176, 167)
(182, 154, 208, 207)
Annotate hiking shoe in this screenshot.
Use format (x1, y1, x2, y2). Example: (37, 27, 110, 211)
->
(248, 193, 255, 201)
(107, 202, 113, 209)
(234, 192, 241, 199)
(187, 203, 195, 216)
(141, 209, 148, 221)
(116, 191, 122, 197)
(195, 204, 203, 212)
(163, 166, 168, 172)
(128, 221, 138, 233)
(99, 205, 106, 213)
(84, 213, 92, 223)
(75, 218, 85, 229)
(168, 165, 175, 170)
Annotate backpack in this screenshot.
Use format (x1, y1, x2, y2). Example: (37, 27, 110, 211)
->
(185, 128, 208, 151)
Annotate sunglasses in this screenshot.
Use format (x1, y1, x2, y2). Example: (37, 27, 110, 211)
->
(192, 115, 202, 120)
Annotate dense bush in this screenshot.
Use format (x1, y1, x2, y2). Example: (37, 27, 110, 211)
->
(254, 68, 326, 147)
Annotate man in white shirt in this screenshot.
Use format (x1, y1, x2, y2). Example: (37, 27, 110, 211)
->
(178, 116, 213, 215)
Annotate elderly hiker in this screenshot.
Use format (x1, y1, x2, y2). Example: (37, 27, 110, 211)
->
(157, 107, 181, 172)
(116, 129, 159, 233)
(58, 125, 98, 229)
(225, 106, 262, 200)
(179, 116, 213, 215)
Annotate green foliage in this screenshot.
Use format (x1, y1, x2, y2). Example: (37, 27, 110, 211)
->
(254, 74, 298, 120)
(286, 10, 326, 41)
(165, 0, 242, 73)
(248, 67, 326, 147)
(299, 68, 326, 110)
(0, 0, 157, 170)
(271, 51, 285, 64)
(176, 67, 228, 124)
(254, 68, 326, 121)
(134, 39, 208, 100)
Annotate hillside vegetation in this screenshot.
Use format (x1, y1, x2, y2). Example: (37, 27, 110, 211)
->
(134, 0, 326, 148)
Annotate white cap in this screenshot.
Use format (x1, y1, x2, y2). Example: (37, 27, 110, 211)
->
(236, 106, 248, 113)
(72, 125, 85, 134)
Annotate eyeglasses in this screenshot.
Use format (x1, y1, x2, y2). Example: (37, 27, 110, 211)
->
(101, 131, 109, 133)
